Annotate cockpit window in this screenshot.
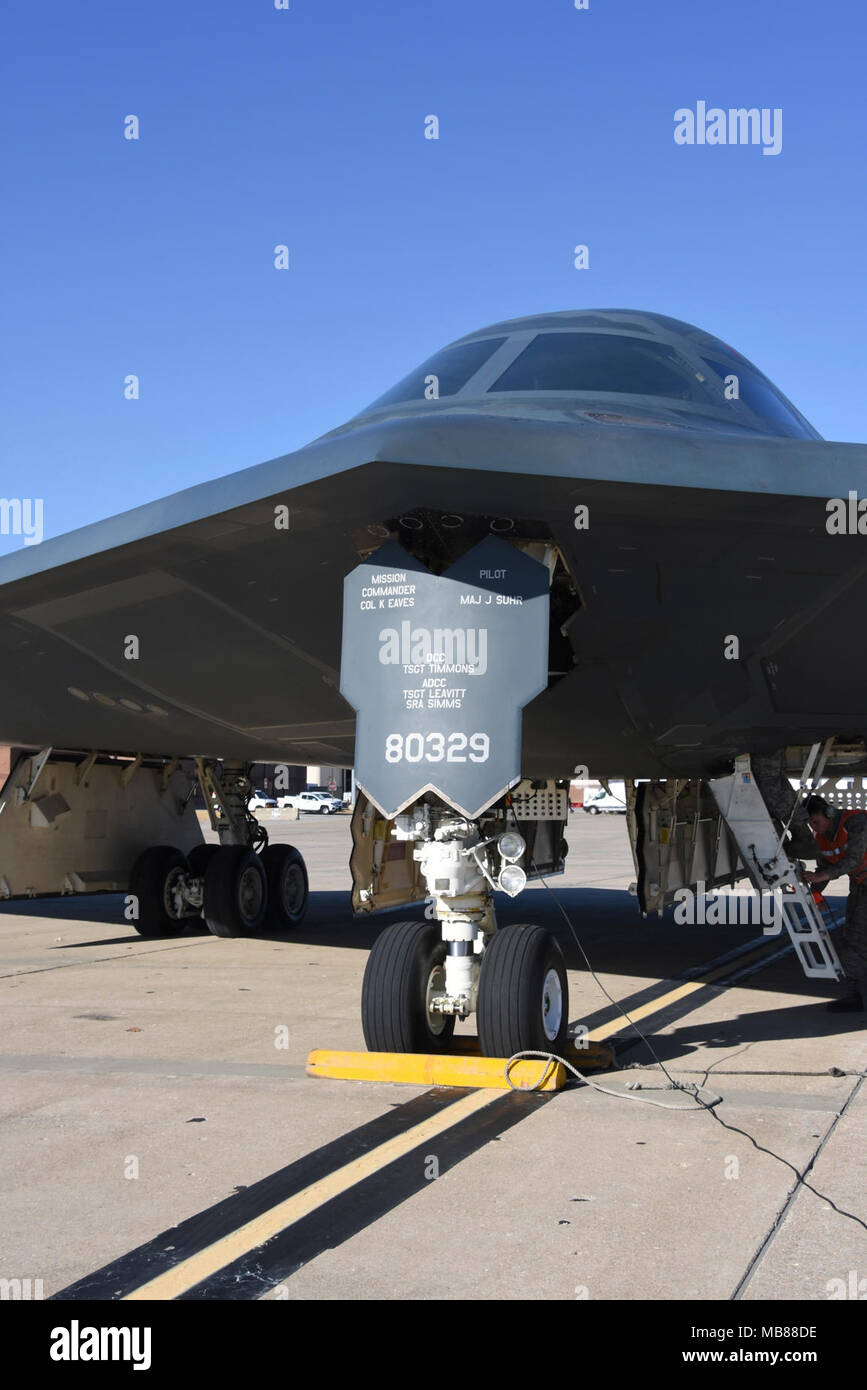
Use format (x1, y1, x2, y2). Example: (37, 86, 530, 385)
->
(488, 333, 710, 401)
(699, 358, 815, 439)
(364, 337, 507, 411)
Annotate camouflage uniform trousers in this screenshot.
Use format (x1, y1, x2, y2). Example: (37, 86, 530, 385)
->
(840, 878, 867, 988)
(751, 753, 814, 858)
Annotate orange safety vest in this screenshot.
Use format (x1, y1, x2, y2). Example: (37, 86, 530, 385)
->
(815, 810, 867, 883)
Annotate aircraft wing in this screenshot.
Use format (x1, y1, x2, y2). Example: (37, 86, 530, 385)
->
(1, 404, 865, 774)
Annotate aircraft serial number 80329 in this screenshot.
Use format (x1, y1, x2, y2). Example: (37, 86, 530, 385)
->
(384, 733, 490, 762)
(0, 308, 861, 1052)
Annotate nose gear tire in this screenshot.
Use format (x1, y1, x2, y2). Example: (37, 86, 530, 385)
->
(361, 919, 457, 1054)
(477, 923, 569, 1057)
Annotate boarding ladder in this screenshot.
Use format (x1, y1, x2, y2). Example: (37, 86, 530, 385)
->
(708, 754, 842, 981)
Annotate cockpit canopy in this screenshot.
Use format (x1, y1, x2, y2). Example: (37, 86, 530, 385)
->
(362, 309, 819, 440)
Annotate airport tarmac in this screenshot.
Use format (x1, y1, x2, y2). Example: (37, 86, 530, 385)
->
(1, 812, 865, 1302)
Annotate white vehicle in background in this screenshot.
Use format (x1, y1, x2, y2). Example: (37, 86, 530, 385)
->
(582, 783, 627, 815)
(247, 790, 277, 810)
(278, 790, 343, 815)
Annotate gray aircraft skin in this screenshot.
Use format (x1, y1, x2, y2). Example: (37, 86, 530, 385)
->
(0, 308, 863, 782)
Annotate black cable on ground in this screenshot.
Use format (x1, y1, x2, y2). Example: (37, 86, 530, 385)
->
(507, 808, 867, 1234)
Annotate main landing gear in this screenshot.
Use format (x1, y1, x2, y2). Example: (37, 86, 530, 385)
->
(360, 799, 569, 1059)
(128, 761, 308, 938)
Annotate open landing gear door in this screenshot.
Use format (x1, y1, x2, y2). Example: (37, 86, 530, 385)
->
(340, 536, 549, 820)
(341, 537, 572, 1056)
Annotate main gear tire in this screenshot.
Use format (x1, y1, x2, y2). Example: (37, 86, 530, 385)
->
(128, 846, 189, 938)
(261, 843, 308, 929)
(203, 846, 268, 937)
(187, 843, 221, 880)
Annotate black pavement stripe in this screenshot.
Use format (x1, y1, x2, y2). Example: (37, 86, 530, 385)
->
(51, 1087, 468, 1301)
(179, 1090, 551, 1299)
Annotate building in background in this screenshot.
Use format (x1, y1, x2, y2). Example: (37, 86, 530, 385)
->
(252, 764, 354, 799)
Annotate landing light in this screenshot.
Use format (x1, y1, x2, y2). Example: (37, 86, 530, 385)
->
(498, 831, 525, 862)
(499, 864, 527, 897)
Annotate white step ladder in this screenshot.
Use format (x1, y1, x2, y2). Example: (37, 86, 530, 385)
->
(708, 755, 842, 981)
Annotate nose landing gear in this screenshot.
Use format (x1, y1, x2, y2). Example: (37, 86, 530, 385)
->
(343, 534, 567, 1059)
(359, 799, 569, 1058)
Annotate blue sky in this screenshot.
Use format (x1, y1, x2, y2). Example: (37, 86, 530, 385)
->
(2, 0, 865, 552)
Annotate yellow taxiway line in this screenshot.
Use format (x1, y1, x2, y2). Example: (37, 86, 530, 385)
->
(122, 1088, 497, 1301)
(583, 941, 778, 1043)
(120, 937, 782, 1299)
